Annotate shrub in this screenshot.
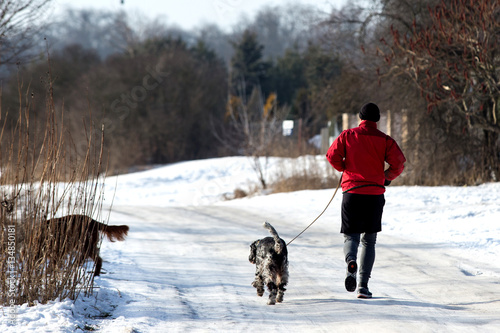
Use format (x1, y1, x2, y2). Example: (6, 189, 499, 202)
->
(0, 69, 107, 306)
(269, 155, 340, 193)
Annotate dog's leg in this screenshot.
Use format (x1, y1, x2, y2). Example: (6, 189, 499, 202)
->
(252, 273, 265, 297)
(277, 268, 289, 303)
(267, 281, 277, 305)
(94, 256, 103, 276)
(276, 283, 287, 303)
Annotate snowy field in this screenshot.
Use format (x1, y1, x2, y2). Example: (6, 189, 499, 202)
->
(1, 156, 500, 332)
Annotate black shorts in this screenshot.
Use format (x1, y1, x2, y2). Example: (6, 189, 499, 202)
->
(341, 193, 385, 233)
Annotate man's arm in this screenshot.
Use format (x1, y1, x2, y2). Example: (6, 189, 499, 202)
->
(384, 137, 406, 181)
(326, 134, 346, 172)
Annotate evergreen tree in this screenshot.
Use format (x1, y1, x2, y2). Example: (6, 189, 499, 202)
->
(269, 47, 307, 117)
(229, 29, 270, 101)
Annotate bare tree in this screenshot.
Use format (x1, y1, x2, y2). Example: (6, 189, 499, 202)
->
(378, 0, 500, 181)
(0, 0, 53, 65)
(214, 87, 288, 189)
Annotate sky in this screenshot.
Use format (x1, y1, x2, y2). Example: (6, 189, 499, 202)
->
(52, 0, 348, 31)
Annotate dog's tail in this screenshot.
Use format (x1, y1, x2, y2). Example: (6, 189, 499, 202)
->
(263, 222, 283, 254)
(90, 219, 129, 242)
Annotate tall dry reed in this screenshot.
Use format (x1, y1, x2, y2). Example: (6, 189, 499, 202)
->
(0, 66, 107, 306)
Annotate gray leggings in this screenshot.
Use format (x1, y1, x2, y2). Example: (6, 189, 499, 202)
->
(343, 233, 377, 285)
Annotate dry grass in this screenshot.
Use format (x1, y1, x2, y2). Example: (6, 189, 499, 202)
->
(270, 174, 338, 193)
(223, 156, 340, 200)
(0, 70, 107, 306)
(269, 156, 339, 193)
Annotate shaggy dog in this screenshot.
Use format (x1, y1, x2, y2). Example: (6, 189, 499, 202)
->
(44, 214, 129, 276)
(249, 222, 289, 305)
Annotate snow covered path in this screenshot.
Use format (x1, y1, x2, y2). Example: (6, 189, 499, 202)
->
(93, 204, 500, 332)
(2, 157, 499, 332)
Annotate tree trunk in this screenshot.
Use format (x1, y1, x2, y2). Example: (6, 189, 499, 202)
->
(483, 130, 500, 182)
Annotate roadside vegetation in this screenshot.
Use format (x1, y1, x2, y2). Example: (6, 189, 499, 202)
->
(0, 66, 106, 305)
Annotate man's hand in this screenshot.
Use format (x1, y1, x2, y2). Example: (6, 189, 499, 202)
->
(384, 179, 392, 186)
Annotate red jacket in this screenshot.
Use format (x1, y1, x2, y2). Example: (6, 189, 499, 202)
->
(326, 120, 406, 195)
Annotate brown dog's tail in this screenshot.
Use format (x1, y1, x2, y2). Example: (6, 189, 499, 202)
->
(263, 222, 283, 254)
(89, 219, 129, 242)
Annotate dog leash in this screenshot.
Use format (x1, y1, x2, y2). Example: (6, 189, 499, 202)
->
(286, 173, 343, 246)
(342, 184, 385, 193)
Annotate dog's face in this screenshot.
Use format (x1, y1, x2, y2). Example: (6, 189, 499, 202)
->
(249, 240, 258, 264)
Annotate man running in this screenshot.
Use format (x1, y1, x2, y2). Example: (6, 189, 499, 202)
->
(326, 102, 406, 298)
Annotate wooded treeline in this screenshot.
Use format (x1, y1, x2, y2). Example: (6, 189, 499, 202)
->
(1, 0, 498, 184)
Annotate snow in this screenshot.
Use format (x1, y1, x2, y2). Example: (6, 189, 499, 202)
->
(2, 156, 500, 332)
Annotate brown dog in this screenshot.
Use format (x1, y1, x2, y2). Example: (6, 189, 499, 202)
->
(44, 214, 129, 276)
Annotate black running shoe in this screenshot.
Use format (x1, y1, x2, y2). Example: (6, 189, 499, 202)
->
(357, 287, 372, 299)
(345, 260, 357, 292)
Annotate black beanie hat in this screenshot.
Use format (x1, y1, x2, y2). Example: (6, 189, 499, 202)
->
(359, 103, 380, 122)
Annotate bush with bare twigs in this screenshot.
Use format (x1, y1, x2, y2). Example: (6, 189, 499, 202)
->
(268, 155, 339, 193)
(0, 68, 107, 306)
